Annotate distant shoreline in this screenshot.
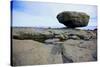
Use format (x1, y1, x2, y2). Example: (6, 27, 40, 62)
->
(12, 26, 97, 30)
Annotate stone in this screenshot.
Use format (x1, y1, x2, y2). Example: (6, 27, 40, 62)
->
(55, 33, 68, 41)
(12, 27, 97, 65)
(62, 39, 96, 62)
(45, 38, 60, 44)
(12, 39, 63, 66)
(78, 40, 97, 50)
(68, 35, 80, 40)
(66, 29, 93, 40)
(57, 11, 90, 28)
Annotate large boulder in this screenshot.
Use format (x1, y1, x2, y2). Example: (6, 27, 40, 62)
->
(57, 11, 90, 28)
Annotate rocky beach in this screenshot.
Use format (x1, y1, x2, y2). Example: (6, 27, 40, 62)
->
(12, 27, 97, 66)
(11, 11, 97, 66)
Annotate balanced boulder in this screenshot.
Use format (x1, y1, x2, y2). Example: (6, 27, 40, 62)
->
(57, 11, 90, 28)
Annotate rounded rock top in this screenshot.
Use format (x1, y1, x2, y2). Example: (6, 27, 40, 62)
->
(57, 11, 90, 28)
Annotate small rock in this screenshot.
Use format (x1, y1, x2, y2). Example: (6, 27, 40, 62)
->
(55, 33, 68, 41)
(68, 35, 80, 40)
(45, 38, 60, 44)
(53, 42, 64, 45)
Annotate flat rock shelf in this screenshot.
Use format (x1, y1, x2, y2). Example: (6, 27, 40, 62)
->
(12, 27, 97, 66)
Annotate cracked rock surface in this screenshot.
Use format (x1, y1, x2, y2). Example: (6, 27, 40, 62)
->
(12, 27, 97, 66)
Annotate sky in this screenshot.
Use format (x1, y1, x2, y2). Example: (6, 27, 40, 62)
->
(11, 1, 97, 29)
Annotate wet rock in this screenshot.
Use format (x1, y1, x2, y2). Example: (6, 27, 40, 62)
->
(57, 11, 90, 28)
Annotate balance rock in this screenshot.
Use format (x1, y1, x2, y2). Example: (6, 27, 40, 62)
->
(57, 11, 90, 28)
